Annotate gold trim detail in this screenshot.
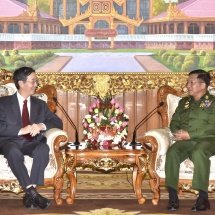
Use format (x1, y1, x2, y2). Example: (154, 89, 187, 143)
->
(78, 0, 90, 6)
(113, 0, 126, 6)
(78, 157, 133, 173)
(35, 72, 189, 96)
(0, 181, 22, 194)
(167, 2, 187, 20)
(0, 68, 13, 83)
(2, 70, 215, 96)
(60, 9, 92, 26)
(138, 154, 150, 174)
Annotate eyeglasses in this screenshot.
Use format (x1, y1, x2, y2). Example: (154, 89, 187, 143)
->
(26, 80, 39, 85)
(186, 81, 204, 86)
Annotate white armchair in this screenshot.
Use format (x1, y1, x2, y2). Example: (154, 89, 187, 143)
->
(0, 80, 68, 205)
(142, 85, 215, 205)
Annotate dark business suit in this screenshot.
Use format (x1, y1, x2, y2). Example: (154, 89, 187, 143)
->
(0, 93, 63, 189)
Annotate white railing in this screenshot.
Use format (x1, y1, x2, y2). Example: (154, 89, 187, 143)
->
(0, 33, 215, 42)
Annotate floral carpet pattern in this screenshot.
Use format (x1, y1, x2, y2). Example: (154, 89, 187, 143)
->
(1, 172, 215, 200)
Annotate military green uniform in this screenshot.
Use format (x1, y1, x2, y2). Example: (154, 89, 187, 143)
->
(165, 91, 215, 192)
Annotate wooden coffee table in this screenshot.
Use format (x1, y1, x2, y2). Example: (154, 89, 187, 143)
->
(65, 145, 149, 204)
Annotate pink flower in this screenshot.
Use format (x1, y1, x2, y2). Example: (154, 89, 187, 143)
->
(83, 122, 88, 128)
(110, 98, 115, 105)
(119, 107, 124, 113)
(110, 117, 115, 122)
(95, 117, 100, 123)
(103, 141, 109, 146)
(92, 103, 96, 108)
(122, 121, 127, 127)
(89, 107, 93, 112)
(115, 103, 119, 108)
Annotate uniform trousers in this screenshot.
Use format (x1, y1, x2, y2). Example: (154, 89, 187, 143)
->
(165, 137, 215, 192)
(0, 140, 49, 189)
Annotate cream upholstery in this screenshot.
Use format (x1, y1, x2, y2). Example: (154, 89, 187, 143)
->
(143, 85, 215, 205)
(0, 82, 68, 205)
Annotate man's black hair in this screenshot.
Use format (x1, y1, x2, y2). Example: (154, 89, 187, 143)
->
(189, 69, 211, 87)
(13, 67, 35, 89)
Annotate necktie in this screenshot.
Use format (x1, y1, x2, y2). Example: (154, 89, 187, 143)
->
(22, 100, 33, 141)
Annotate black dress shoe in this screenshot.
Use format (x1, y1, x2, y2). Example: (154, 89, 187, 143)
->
(191, 197, 210, 212)
(167, 196, 179, 210)
(31, 193, 52, 209)
(23, 193, 38, 210)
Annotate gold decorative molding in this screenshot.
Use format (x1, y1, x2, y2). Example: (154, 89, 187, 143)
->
(0, 181, 22, 194)
(138, 154, 150, 174)
(2, 70, 215, 96)
(0, 68, 13, 83)
(93, 74, 110, 98)
(60, 9, 92, 26)
(18, 0, 40, 18)
(113, 0, 126, 6)
(167, 3, 187, 20)
(35, 72, 190, 95)
(79, 157, 133, 173)
(78, 0, 90, 6)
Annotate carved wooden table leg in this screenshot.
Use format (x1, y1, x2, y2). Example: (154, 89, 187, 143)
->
(132, 165, 138, 194)
(134, 154, 149, 204)
(53, 176, 64, 205)
(65, 156, 76, 204)
(150, 178, 160, 205)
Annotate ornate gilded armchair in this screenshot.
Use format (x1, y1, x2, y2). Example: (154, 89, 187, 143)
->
(142, 85, 215, 205)
(0, 69, 68, 205)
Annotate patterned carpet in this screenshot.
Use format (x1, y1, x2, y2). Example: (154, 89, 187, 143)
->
(1, 172, 215, 214)
(1, 171, 215, 200)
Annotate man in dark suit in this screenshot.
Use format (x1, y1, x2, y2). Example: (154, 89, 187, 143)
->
(0, 67, 63, 210)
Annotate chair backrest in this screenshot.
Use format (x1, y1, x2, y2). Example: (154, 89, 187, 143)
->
(157, 85, 184, 127)
(157, 85, 215, 127)
(0, 81, 57, 113)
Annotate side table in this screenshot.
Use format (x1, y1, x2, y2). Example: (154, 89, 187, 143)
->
(65, 147, 149, 204)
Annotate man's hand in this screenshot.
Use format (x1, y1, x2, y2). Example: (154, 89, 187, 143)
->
(21, 124, 44, 136)
(172, 129, 190, 141)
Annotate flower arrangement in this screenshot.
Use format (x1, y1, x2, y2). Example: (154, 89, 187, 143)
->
(82, 94, 129, 148)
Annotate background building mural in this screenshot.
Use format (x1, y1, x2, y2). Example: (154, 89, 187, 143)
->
(0, 0, 215, 73)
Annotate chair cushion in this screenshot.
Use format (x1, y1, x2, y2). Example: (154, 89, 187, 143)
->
(0, 85, 9, 97)
(0, 83, 48, 102)
(166, 94, 181, 126)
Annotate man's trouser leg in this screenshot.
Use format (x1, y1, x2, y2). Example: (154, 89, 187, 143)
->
(165, 140, 196, 190)
(190, 137, 215, 192)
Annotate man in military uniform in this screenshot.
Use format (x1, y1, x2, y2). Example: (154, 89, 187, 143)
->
(165, 69, 215, 212)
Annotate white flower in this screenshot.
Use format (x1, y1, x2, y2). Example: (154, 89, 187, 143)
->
(92, 114, 98, 119)
(122, 128, 127, 136)
(87, 133, 92, 139)
(124, 114, 129, 119)
(98, 134, 105, 142)
(89, 123, 95, 128)
(101, 115, 107, 120)
(85, 114, 91, 119)
(113, 135, 121, 144)
(104, 136, 112, 141)
(83, 130, 87, 134)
